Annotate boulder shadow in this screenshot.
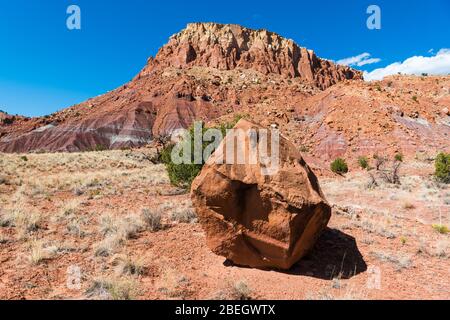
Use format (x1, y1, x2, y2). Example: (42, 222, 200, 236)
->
(285, 228, 367, 280)
(223, 228, 367, 280)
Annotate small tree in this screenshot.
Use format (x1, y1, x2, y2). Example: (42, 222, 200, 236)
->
(374, 155, 386, 171)
(435, 152, 450, 183)
(380, 161, 401, 185)
(331, 158, 349, 174)
(358, 156, 369, 170)
(161, 116, 244, 188)
(160, 126, 205, 188)
(394, 153, 403, 162)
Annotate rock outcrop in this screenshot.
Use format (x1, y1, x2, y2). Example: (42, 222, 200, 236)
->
(144, 23, 362, 89)
(191, 119, 331, 269)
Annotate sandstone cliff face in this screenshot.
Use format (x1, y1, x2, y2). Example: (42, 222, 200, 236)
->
(144, 23, 362, 89)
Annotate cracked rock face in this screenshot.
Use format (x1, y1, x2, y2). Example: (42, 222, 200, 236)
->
(191, 120, 331, 269)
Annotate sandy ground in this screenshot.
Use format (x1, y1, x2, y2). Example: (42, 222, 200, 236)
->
(0, 149, 449, 300)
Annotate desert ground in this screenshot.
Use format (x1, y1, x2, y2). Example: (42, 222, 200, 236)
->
(0, 148, 448, 300)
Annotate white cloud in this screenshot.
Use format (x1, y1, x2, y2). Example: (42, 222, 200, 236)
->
(336, 53, 381, 67)
(363, 48, 450, 81)
(357, 57, 381, 67)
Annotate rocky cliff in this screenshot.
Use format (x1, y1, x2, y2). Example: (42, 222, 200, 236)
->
(142, 23, 362, 89)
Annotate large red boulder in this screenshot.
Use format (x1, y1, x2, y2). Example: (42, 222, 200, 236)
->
(191, 119, 331, 269)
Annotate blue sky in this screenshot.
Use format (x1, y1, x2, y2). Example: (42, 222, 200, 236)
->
(0, 0, 449, 117)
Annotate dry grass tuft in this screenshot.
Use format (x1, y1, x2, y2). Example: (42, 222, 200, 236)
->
(370, 251, 413, 271)
(157, 268, 191, 299)
(211, 280, 253, 300)
(111, 254, 147, 276)
(1, 207, 43, 239)
(168, 200, 197, 224)
(94, 235, 121, 257)
(28, 240, 58, 265)
(86, 277, 138, 300)
(141, 208, 163, 232)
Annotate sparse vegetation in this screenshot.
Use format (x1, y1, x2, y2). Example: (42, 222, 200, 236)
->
(94, 213, 146, 257)
(94, 235, 121, 257)
(10, 209, 42, 237)
(66, 217, 87, 238)
(357, 156, 369, 170)
(1, 116, 15, 125)
(111, 254, 147, 276)
(92, 144, 107, 152)
(28, 240, 57, 265)
(373, 154, 386, 171)
(400, 237, 407, 245)
(434, 152, 450, 183)
(232, 280, 252, 300)
(158, 268, 191, 299)
(0, 143, 449, 300)
(395, 153, 403, 162)
(29, 240, 45, 265)
(331, 158, 348, 174)
(432, 224, 449, 234)
(141, 208, 162, 231)
(372, 157, 401, 185)
(435, 240, 449, 258)
(87, 277, 138, 300)
(169, 207, 197, 224)
(370, 251, 412, 271)
(210, 279, 252, 300)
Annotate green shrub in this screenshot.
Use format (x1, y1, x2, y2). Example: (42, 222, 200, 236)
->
(161, 117, 244, 188)
(94, 144, 107, 152)
(2, 116, 14, 125)
(20, 156, 28, 162)
(394, 153, 403, 162)
(331, 158, 349, 174)
(357, 156, 369, 170)
(432, 224, 449, 234)
(434, 152, 450, 183)
(161, 142, 203, 188)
